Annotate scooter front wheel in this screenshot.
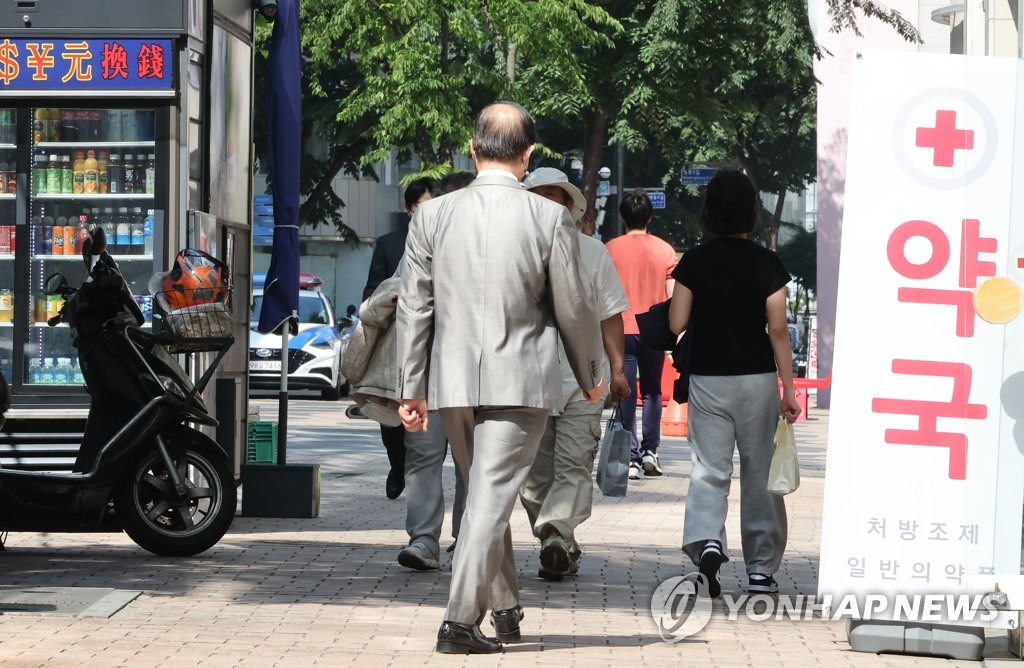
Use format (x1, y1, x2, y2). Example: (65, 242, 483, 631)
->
(115, 435, 236, 557)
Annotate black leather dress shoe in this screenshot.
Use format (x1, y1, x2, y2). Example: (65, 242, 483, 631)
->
(436, 621, 503, 654)
(385, 468, 405, 500)
(490, 605, 524, 642)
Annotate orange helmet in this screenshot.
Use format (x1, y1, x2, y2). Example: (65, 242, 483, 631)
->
(156, 249, 230, 310)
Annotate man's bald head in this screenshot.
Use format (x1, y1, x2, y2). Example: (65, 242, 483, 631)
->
(471, 102, 536, 162)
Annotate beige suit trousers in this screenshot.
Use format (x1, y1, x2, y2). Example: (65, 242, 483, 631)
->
(440, 406, 548, 625)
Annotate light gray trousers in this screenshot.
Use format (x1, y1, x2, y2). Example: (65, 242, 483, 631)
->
(519, 399, 602, 551)
(440, 406, 548, 625)
(403, 410, 466, 558)
(682, 373, 788, 576)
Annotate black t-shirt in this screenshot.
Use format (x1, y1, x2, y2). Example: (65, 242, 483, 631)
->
(672, 236, 791, 375)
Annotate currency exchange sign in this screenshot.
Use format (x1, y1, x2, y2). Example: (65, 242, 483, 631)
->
(0, 39, 173, 92)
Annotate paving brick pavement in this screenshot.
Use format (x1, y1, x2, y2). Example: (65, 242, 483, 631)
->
(0, 396, 1016, 667)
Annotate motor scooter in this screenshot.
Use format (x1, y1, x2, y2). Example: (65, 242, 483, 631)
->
(0, 227, 237, 556)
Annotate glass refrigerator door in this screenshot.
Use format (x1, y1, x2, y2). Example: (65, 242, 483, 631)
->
(25, 106, 160, 387)
(0, 108, 14, 383)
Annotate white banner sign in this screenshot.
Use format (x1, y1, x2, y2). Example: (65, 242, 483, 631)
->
(819, 51, 1024, 625)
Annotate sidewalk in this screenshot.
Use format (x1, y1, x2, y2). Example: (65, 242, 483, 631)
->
(0, 398, 1015, 666)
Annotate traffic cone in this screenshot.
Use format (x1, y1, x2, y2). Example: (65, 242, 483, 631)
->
(662, 399, 688, 437)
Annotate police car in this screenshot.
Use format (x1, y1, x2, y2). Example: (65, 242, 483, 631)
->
(248, 274, 351, 400)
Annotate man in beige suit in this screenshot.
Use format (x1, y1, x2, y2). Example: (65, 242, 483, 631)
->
(397, 102, 606, 655)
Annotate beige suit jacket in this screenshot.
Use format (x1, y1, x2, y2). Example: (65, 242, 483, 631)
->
(396, 173, 602, 411)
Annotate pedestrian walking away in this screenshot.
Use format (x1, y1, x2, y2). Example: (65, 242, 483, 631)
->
(362, 177, 438, 500)
(605, 189, 678, 480)
(396, 102, 606, 655)
(518, 167, 629, 582)
(668, 169, 801, 598)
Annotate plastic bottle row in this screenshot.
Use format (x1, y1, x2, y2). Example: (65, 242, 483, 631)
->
(33, 150, 155, 196)
(26, 357, 85, 385)
(33, 108, 156, 144)
(31, 207, 155, 256)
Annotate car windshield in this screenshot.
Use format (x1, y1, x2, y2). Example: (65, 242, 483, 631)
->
(250, 294, 330, 325)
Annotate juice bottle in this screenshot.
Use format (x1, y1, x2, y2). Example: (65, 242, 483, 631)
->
(47, 108, 60, 142)
(72, 150, 85, 194)
(97, 150, 109, 194)
(83, 149, 99, 193)
(0, 289, 13, 323)
(35, 293, 46, 322)
(33, 108, 47, 142)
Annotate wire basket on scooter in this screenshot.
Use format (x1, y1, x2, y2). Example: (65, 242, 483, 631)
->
(153, 287, 234, 353)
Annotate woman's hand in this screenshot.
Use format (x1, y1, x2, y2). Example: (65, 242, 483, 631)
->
(780, 388, 801, 424)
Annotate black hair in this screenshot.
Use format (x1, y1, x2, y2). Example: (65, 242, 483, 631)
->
(472, 102, 536, 162)
(619, 188, 653, 230)
(440, 171, 476, 194)
(404, 177, 438, 212)
(698, 170, 758, 236)
(346, 304, 357, 316)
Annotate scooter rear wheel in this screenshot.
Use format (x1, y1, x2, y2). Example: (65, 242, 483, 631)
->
(115, 436, 236, 557)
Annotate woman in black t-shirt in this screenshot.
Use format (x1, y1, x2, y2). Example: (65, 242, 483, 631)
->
(667, 170, 801, 598)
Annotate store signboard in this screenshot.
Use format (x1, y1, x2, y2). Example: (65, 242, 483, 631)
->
(0, 39, 173, 91)
(819, 50, 1024, 625)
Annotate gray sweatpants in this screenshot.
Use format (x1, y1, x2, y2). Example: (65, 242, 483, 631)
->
(682, 373, 788, 576)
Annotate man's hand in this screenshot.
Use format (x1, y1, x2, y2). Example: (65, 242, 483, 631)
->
(608, 370, 630, 404)
(398, 399, 429, 432)
(583, 378, 610, 404)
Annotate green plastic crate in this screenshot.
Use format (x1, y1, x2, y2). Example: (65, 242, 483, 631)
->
(247, 421, 278, 463)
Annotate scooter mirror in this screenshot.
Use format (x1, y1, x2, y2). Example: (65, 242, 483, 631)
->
(43, 271, 67, 296)
(83, 226, 107, 264)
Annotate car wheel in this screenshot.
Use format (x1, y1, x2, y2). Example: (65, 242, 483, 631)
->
(321, 369, 343, 401)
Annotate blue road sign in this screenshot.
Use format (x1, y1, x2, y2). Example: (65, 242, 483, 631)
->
(649, 191, 666, 209)
(681, 167, 717, 186)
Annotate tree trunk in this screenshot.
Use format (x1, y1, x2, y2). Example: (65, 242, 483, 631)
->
(768, 189, 787, 251)
(506, 43, 518, 84)
(580, 108, 607, 237)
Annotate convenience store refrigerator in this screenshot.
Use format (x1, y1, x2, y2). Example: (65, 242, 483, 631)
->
(0, 97, 168, 405)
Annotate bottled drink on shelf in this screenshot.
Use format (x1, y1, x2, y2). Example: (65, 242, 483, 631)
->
(98, 150, 109, 194)
(83, 150, 99, 194)
(100, 207, 115, 251)
(143, 209, 155, 255)
(60, 109, 77, 142)
(41, 358, 55, 384)
(76, 216, 89, 250)
(0, 288, 13, 323)
(115, 207, 130, 255)
(27, 358, 40, 384)
(64, 221, 77, 255)
(105, 109, 122, 142)
(134, 154, 146, 194)
(34, 292, 45, 322)
(72, 357, 84, 385)
(61, 154, 73, 194)
(47, 108, 61, 142)
(55, 358, 72, 385)
(33, 108, 47, 143)
(32, 155, 46, 195)
(51, 221, 65, 256)
(129, 206, 144, 255)
(145, 154, 155, 194)
(108, 153, 122, 194)
(122, 154, 135, 194)
(46, 154, 61, 194)
(72, 150, 86, 194)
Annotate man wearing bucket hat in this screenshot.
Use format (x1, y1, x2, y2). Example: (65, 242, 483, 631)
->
(518, 167, 630, 580)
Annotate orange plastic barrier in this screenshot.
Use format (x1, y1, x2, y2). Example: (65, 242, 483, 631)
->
(662, 399, 688, 437)
(779, 374, 832, 422)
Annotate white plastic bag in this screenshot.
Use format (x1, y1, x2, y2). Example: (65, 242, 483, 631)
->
(768, 417, 800, 495)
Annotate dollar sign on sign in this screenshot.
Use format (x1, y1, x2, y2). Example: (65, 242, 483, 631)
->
(0, 40, 20, 86)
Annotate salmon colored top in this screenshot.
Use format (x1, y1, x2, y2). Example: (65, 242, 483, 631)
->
(604, 232, 677, 335)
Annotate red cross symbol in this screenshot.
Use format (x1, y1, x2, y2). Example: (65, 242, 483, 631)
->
(916, 110, 974, 167)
